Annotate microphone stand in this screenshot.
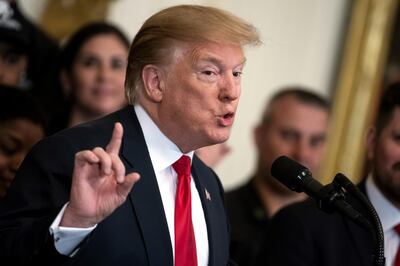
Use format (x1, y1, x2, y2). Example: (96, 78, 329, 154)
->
(333, 173, 385, 266)
(315, 174, 385, 266)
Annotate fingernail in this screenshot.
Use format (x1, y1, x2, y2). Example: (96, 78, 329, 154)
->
(117, 175, 124, 183)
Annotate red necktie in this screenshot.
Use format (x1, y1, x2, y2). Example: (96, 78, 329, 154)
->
(394, 224, 400, 266)
(173, 155, 198, 266)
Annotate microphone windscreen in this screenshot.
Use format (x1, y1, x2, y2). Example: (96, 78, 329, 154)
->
(271, 155, 309, 192)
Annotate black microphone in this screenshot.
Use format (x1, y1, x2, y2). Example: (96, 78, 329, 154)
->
(271, 156, 372, 229)
(271, 155, 325, 199)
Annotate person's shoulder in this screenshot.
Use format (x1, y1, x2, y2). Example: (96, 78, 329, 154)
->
(54, 106, 132, 145)
(225, 179, 254, 203)
(272, 197, 343, 228)
(275, 198, 320, 219)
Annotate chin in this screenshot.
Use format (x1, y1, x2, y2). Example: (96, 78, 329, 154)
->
(210, 135, 229, 145)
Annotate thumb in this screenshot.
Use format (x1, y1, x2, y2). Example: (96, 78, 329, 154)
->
(117, 172, 140, 197)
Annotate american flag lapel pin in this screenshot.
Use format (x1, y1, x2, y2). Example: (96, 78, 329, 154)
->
(205, 188, 211, 201)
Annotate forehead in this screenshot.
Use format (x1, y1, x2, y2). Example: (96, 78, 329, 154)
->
(385, 107, 400, 129)
(1, 119, 44, 142)
(79, 34, 128, 54)
(268, 96, 329, 131)
(176, 42, 245, 66)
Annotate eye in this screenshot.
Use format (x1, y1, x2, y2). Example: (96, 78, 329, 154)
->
(233, 71, 242, 78)
(280, 130, 299, 143)
(202, 70, 216, 76)
(310, 135, 326, 148)
(79, 56, 99, 68)
(0, 138, 19, 156)
(111, 58, 127, 70)
(2, 53, 22, 65)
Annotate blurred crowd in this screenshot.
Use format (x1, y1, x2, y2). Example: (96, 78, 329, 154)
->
(0, 0, 130, 197)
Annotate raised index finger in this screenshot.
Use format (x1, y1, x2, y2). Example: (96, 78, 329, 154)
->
(106, 122, 123, 155)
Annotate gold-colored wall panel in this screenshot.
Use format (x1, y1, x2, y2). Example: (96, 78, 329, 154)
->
(40, 0, 113, 41)
(320, 0, 398, 184)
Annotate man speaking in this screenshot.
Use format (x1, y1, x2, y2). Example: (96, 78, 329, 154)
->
(0, 5, 260, 265)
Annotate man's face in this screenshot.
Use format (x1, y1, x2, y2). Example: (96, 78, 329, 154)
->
(369, 107, 400, 207)
(157, 42, 245, 153)
(255, 96, 329, 190)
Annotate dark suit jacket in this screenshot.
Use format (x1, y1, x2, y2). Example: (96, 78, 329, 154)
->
(257, 184, 375, 266)
(0, 106, 230, 266)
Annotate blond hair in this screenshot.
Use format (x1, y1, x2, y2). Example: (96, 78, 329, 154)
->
(125, 4, 261, 103)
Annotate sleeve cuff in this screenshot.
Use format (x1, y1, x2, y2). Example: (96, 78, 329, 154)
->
(49, 203, 97, 256)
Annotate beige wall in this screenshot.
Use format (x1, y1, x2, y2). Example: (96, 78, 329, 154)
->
(20, 0, 349, 190)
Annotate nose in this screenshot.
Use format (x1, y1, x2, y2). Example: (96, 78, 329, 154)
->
(292, 140, 313, 169)
(97, 63, 112, 82)
(9, 152, 26, 174)
(218, 74, 240, 102)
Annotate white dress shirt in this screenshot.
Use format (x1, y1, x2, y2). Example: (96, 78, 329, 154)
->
(50, 104, 209, 266)
(366, 175, 400, 266)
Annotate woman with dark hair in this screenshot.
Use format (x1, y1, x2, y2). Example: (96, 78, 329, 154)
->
(47, 22, 130, 135)
(0, 85, 46, 198)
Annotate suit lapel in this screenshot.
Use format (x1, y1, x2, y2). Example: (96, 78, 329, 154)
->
(119, 106, 173, 266)
(191, 155, 229, 266)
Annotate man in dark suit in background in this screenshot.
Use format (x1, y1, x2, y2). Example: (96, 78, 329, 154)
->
(260, 83, 400, 266)
(225, 88, 330, 266)
(0, 5, 260, 265)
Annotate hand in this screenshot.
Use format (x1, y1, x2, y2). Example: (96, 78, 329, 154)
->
(60, 122, 140, 228)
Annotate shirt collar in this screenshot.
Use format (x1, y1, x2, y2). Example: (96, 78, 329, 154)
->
(366, 174, 400, 231)
(134, 104, 194, 173)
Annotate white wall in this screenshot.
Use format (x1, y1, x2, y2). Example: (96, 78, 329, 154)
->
(20, 0, 349, 190)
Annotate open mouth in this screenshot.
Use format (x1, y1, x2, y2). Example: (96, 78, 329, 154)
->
(218, 112, 235, 127)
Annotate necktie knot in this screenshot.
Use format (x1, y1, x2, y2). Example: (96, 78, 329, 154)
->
(173, 155, 191, 177)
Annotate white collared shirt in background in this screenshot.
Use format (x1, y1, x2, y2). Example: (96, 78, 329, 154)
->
(366, 175, 400, 266)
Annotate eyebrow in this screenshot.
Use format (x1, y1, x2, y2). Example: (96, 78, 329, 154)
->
(196, 56, 247, 70)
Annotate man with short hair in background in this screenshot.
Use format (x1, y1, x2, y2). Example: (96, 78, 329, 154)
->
(226, 87, 330, 266)
(261, 83, 400, 266)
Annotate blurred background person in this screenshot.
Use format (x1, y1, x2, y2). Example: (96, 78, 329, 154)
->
(226, 87, 330, 266)
(196, 142, 232, 168)
(0, 0, 63, 120)
(47, 22, 129, 135)
(261, 83, 400, 266)
(0, 1, 30, 87)
(0, 85, 46, 198)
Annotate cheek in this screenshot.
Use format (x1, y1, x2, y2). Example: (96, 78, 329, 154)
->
(116, 72, 126, 86)
(378, 141, 396, 161)
(73, 69, 94, 92)
(374, 146, 394, 173)
(268, 136, 292, 155)
(0, 154, 7, 169)
(2, 70, 20, 85)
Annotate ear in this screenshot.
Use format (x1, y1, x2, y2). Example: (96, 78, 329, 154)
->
(141, 65, 165, 102)
(60, 70, 72, 98)
(366, 127, 377, 161)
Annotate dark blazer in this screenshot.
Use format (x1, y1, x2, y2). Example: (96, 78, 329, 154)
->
(0, 106, 230, 266)
(257, 184, 375, 266)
